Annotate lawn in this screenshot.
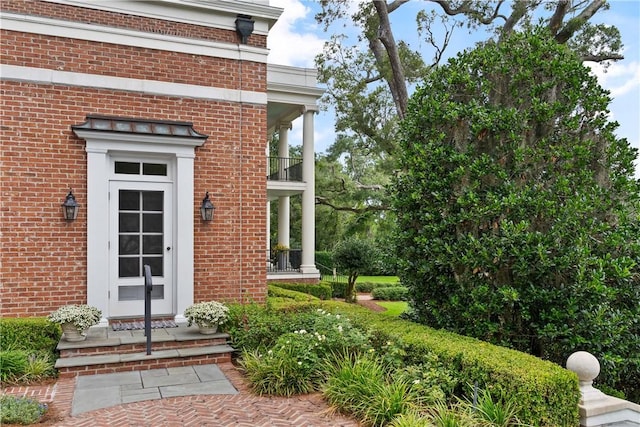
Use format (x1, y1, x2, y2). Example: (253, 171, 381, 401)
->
(376, 301, 408, 317)
(356, 276, 399, 284)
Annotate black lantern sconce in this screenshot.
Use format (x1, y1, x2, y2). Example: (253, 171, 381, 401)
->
(200, 192, 215, 221)
(235, 14, 254, 44)
(62, 189, 79, 220)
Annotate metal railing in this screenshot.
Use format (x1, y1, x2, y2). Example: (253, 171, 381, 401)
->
(316, 262, 348, 284)
(267, 248, 302, 273)
(267, 156, 303, 182)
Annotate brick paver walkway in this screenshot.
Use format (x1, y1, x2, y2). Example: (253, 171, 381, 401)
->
(2, 363, 359, 426)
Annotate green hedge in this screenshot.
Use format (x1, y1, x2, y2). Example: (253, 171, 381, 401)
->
(329, 281, 398, 298)
(0, 318, 61, 357)
(371, 286, 409, 301)
(271, 300, 579, 427)
(268, 282, 332, 300)
(268, 284, 321, 302)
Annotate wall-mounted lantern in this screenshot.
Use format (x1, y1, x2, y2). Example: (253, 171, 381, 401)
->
(235, 14, 254, 44)
(62, 189, 79, 220)
(200, 192, 215, 221)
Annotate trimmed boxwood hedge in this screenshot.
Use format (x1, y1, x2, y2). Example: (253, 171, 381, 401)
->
(270, 299, 579, 427)
(268, 284, 320, 302)
(371, 286, 408, 301)
(268, 282, 332, 300)
(329, 281, 398, 298)
(0, 318, 61, 357)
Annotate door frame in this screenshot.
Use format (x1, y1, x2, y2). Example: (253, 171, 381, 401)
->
(74, 123, 204, 325)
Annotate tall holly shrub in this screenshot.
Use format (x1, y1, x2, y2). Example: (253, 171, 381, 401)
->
(392, 28, 640, 400)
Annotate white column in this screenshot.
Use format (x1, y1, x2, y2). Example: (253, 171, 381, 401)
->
(300, 108, 319, 274)
(174, 153, 195, 323)
(85, 146, 109, 326)
(278, 122, 290, 249)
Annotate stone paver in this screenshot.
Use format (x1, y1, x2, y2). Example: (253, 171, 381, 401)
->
(2, 363, 359, 426)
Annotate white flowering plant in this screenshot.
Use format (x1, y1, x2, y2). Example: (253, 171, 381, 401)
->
(184, 301, 229, 327)
(47, 304, 102, 332)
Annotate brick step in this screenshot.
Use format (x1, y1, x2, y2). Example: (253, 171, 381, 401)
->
(55, 344, 234, 377)
(55, 324, 236, 377)
(59, 334, 229, 357)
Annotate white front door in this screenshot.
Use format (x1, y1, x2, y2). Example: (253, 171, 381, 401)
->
(109, 181, 173, 318)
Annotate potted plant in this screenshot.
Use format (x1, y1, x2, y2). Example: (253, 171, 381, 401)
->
(48, 304, 102, 342)
(272, 243, 289, 270)
(184, 301, 229, 334)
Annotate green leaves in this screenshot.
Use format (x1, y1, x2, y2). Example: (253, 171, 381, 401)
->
(392, 28, 640, 401)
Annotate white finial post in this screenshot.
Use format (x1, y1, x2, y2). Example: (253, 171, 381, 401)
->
(566, 351, 606, 403)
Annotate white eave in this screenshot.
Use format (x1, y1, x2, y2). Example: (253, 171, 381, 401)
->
(41, 0, 284, 34)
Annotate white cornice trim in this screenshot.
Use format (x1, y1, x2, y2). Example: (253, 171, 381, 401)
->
(42, 0, 283, 32)
(1, 65, 267, 105)
(1, 12, 268, 63)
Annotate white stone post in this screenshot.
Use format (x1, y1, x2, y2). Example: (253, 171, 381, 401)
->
(278, 122, 290, 253)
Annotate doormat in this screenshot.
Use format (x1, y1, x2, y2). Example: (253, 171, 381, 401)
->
(111, 320, 178, 331)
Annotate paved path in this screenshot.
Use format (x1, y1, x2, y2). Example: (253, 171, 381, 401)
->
(3, 363, 359, 426)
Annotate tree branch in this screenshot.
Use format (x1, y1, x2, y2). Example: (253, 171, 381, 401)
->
(316, 196, 388, 213)
(555, 0, 606, 44)
(433, 0, 506, 24)
(581, 53, 624, 62)
(548, 0, 569, 36)
(373, 0, 409, 118)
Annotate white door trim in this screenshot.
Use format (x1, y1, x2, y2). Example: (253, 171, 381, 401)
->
(82, 138, 197, 325)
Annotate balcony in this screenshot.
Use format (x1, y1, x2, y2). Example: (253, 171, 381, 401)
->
(267, 156, 302, 182)
(267, 248, 302, 273)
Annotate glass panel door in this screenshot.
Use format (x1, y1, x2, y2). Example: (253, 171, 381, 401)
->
(109, 182, 172, 317)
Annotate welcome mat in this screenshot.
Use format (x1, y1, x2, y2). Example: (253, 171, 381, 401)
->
(111, 320, 178, 331)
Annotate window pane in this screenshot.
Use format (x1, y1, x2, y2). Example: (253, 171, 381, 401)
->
(119, 257, 140, 277)
(115, 162, 140, 174)
(151, 285, 164, 299)
(119, 213, 139, 232)
(142, 192, 163, 211)
(143, 257, 163, 276)
(119, 190, 139, 211)
(119, 235, 140, 255)
(118, 285, 143, 301)
(143, 235, 163, 254)
(142, 213, 162, 232)
(143, 163, 167, 176)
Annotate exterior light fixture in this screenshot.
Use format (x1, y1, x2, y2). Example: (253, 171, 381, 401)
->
(62, 189, 79, 220)
(200, 192, 215, 221)
(235, 14, 254, 44)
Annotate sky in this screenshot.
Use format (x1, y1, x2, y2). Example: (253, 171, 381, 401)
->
(266, 0, 640, 177)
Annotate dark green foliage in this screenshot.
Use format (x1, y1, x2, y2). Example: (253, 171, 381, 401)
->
(392, 28, 640, 401)
(333, 238, 378, 302)
(371, 286, 409, 301)
(269, 282, 332, 300)
(0, 395, 48, 425)
(268, 284, 319, 302)
(318, 301, 580, 426)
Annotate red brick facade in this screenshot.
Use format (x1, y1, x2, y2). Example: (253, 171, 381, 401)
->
(1, 1, 268, 317)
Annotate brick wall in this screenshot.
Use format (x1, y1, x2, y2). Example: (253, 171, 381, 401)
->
(1, 0, 267, 48)
(0, 2, 267, 317)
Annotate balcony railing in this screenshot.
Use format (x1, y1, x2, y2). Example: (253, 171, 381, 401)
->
(267, 156, 303, 182)
(267, 248, 302, 273)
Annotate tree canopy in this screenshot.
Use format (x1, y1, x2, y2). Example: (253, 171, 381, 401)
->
(392, 28, 639, 400)
(314, 0, 624, 219)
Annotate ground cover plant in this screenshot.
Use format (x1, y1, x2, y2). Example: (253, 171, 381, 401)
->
(0, 395, 48, 425)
